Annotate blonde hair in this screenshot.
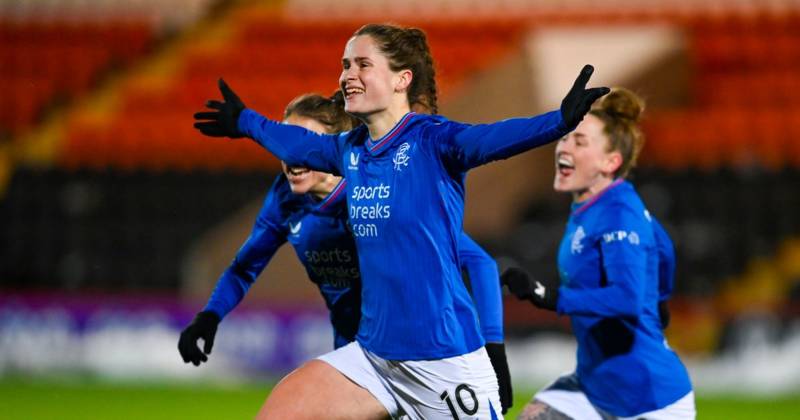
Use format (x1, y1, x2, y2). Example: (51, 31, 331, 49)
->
(588, 88, 645, 178)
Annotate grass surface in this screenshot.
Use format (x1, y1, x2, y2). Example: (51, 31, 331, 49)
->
(2, 377, 798, 419)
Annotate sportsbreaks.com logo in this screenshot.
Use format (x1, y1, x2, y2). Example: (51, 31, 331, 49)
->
(349, 184, 391, 238)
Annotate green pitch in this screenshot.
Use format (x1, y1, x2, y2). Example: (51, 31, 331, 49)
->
(1, 377, 798, 419)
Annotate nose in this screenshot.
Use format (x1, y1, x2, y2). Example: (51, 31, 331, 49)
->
(556, 135, 575, 156)
(340, 67, 357, 85)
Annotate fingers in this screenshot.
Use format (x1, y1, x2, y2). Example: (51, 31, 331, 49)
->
(180, 342, 208, 366)
(193, 122, 228, 137)
(218, 78, 241, 104)
(205, 100, 224, 110)
(502, 268, 534, 299)
(571, 87, 610, 124)
(178, 333, 210, 366)
(203, 332, 215, 355)
(570, 64, 595, 92)
(582, 87, 610, 108)
(178, 339, 191, 363)
(178, 333, 200, 364)
(193, 111, 220, 120)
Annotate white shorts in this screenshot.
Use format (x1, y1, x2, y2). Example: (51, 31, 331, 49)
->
(534, 372, 696, 420)
(318, 340, 502, 420)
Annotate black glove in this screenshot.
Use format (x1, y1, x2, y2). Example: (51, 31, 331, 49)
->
(178, 311, 220, 366)
(501, 267, 559, 311)
(658, 300, 670, 329)
(193, 78, 246, 138)
(560, 65, 610, 129)
(485, 342, 513, 414)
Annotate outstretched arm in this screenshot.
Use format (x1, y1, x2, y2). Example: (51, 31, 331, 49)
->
(179, 179, 288, 366)
(238, 110, 343, 175)
(439, 65, 609, 170)
(193, 79, 344, 174)
(203, 190, 288, 319)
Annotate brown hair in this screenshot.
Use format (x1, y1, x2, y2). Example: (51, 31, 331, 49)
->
(589, 88, 645, 178)
(284, 90, 361, 134)
(354, 23, 438, 114)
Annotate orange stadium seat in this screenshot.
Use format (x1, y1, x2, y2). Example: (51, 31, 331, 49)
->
(0, 18, 155, 138)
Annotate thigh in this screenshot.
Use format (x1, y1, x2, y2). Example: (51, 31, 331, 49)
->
(369, 346, 502, 420)
(257, 359, 389, 420)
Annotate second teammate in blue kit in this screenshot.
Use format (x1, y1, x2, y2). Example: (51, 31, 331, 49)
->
(504, 88, 694, 420)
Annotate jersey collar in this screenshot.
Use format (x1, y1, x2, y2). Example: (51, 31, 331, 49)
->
(314, 178, 347, 213)
(365, 112, 416, 156)
(571, 178, 625, 216)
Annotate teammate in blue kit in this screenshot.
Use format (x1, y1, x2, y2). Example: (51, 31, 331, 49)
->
(178, 92, 362, 358)
(503, 88, 695, 419)
(194, 22, 607, 419)
(180, 90, 512, 414)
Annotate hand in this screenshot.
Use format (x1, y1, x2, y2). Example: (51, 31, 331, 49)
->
(485, 342, 513, 414)
(193, 78, 246, 138)
(658, 300, 670, 329)
(560, 65, 610, 129)
(501, 267, 559, 311)
(178, 311, 220, 366)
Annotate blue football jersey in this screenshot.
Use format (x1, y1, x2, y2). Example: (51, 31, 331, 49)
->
(204, 175, 360, 347)
(556, 179, 692, 416)
(239, 109, 567, 359)
(203, 174, 504, 348)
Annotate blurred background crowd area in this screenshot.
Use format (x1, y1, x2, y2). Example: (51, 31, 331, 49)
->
(2, 0, 800, 393)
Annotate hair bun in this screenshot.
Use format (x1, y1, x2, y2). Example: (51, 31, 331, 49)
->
(599, 87, 643, 123)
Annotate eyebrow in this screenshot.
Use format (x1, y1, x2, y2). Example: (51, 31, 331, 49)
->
(343, 56, 371, 63)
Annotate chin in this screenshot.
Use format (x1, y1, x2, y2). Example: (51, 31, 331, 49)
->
(553, 177, 570, 193)
(344, 106, 369, 119)
(288, 183, 311, 195)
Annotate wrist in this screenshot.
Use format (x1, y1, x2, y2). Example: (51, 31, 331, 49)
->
(197, 310, 220, 325)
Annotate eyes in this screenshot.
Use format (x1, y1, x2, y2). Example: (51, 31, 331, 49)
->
(342, 59, 371, 71)
(559, 135, 587, 147)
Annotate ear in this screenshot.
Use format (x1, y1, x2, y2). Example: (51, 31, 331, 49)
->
(394, 69, 413, 93)
(603, 150, 623, 176)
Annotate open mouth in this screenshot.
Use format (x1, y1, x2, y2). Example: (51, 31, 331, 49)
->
(557, 156, 575, 176)
(344, 86, 364, 100)
(286, 167, 310, 177)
